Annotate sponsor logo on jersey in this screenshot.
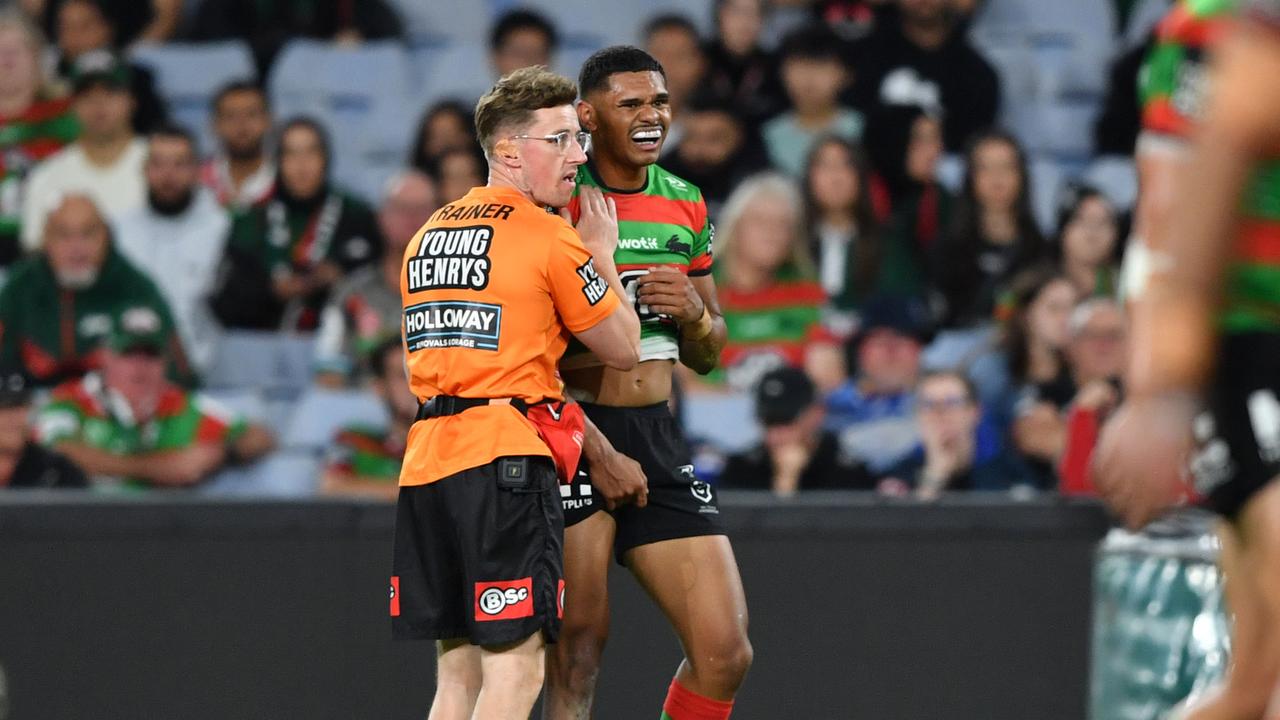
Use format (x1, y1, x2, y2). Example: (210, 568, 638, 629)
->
(619, 236, 660, 250)
(389, 576, 400, 617)
(475, 578, 534, 621)
(404, 300, 501, 351)
(576, 259, 609, 305)
(406, 225, 493, 292)
(665, 235, 691, 256)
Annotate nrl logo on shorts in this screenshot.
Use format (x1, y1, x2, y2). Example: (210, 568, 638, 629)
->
(680, 465, 714, 504)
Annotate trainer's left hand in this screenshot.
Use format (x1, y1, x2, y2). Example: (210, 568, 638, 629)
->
(637, 266, 703, 323)
(1093, 396, 1195, 530)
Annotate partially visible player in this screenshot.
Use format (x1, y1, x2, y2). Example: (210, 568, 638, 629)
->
(1096, 2, 1280, 718)
(391, 66, 639, 720)
(544, 47, 752, 720)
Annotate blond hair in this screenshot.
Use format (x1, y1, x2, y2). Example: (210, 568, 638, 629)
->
(473, 66, 578, 156)
(716, 172, 815, 281)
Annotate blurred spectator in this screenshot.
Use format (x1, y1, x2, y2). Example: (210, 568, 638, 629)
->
(49, 0, 167, 133)
(20, 51, 145, 250)
(863, 105, 952, 256)
(36, 0, 181, 48)
(698, 173, 839, 392)
(0, 368, 87, 488)
(661, 91, 770, 216)
(643, 14, 707, 154)
(881, 370, 1031, 499)
(1052, 183, 1121, 298)
(720, 366, 873, 494)
(845, 0, 999, 151)
(703, 0, 785, 125)
(34, 308, 274, 489)
(763, 25, 862, 176)
(803, 136, 923, 313)
(408, 99, 477, 176)
(813, 0, 882, 42)
(489, 8, 557, 80)
(824, 294, 932, 473)
(320, 337, 413, 500)
(189, 0, 403, 74)
(1012, 297, 1126, 489)
(200, 80, 274, 211)
(314, 169, 437, 386)
(113, 125, 229, 374)
(1094, 34, 1152, 156)
(215, 117, 380, 331)
(933, 130, 1044, 328)
(431, 144, 487, 205)
(0, 195, 191, 387)
(0, 10, 78, 268)
(968, 267, 1078, 436)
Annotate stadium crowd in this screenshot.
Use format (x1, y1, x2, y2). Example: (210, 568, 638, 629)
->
(0, 0, 1164, 498)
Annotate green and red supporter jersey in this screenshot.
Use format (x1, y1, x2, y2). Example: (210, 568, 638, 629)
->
(35, 372, 246, 488)
(1141, 0, 1280, 332)
(0, 97, 79, 241)
(712, 267, 830, 391)
(324, 423, 403, 481)
(561, 162, 714, 367)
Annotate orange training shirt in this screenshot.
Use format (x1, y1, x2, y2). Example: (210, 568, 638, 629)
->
(398, 185, 619, 486)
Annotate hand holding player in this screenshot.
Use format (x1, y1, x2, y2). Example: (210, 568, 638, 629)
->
(590, 447, 649, 510)
(573, 186, 619, 263)
(1093, 395, 1196, 529)
(637, 266, 705, 323)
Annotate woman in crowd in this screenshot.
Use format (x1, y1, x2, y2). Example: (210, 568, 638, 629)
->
(0, 10, 78, 267)
(215, 117, 381, 331)
(429, 144, 485, 205)
(863, 105, 952, 259)
(933, 129, 1044, 328)
(968, 267, 1079, 436)
(803, 136, 926, 316)
(1052, 182, 1121, 298)
(407, 99, 476, 175)
(692, 172, 842, 393)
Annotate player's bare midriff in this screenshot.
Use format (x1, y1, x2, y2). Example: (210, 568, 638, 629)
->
(563, 358, 673, 407)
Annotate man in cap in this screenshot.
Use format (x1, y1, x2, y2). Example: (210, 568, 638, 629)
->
(0, 368, 87, 489)
(721, 366, 872, 494)
(21, 49, 146, 249)
(34, 306, 275, 488)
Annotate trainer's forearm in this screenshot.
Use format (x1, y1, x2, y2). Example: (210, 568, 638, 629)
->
(594, 256, 641, 344)
(581, 415, 617, 465)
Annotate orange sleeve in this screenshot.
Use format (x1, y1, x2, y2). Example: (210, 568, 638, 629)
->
(546, 221, 620, 333)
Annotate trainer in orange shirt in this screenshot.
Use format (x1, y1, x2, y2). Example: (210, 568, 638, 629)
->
(389, 66, 640, 720)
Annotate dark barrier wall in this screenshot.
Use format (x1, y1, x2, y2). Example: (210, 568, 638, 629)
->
(0, 493, 1110, 720)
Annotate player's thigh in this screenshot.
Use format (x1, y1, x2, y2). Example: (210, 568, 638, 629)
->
(561, 510, 616, 632)
(623, 534, 749, 654)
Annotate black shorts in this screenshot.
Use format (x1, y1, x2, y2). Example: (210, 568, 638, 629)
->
(1193, 334, 1280, 520)
(562, 402, 724, 564)
(392, 456, 564, 646)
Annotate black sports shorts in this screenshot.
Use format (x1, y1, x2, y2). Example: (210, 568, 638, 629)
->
(561, 401, 724, 564)
(392, 456, 564, 646)
(1193, 333, 1280, 520)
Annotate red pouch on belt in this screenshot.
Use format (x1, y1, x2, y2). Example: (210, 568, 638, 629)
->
(525, 401, 586, 484)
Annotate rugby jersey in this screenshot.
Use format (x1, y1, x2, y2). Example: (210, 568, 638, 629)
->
(713, 267, 829, 391)
(1142, 0, 1280, 332)
(325, 424, 403, 481)
(0, 97, 78, 243)
(561, 162, 713, 367)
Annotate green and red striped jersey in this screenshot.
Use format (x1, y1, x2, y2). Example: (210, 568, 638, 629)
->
(1141, 0, 1280, 332)
(35, 373, 246, 489)
(712, 268, 830, 391)
(561, 162, 713, 367)
(324, 424, 403, 482)
(0, 96, 79, 239)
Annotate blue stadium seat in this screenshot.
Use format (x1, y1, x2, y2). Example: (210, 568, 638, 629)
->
(1084, 155, 1139, 212)
(1029, 155, 1067, 236)
(936, 153, 965, 194)
(411, 41, 493, 111)
(1124, 0, 1173, 49)
(269, 40, 417, 202)
(388, 0, 494, 44)
(204, 330, 317, 396)
(520, 0, 714, 47)
(683, 391, 759, 453)
(200, 450, 322, 497)
(281, 387, 388, 452)
(201, 388, 269, 423)
(128, 40, 256, 154)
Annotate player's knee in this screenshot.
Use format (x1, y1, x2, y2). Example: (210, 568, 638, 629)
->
(690, 631, 753, 691)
